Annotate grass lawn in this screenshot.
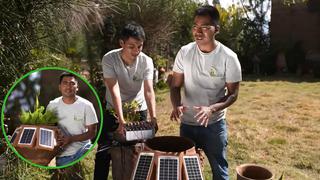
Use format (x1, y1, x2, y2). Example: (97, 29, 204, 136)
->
(155, 76, 320, 180)
(1, 76, 320, 179)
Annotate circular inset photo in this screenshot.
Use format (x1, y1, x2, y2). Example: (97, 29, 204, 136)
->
(1, 67, 103, 169)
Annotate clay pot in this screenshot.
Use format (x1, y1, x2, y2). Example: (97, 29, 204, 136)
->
(12, 125, 60, 166)
(236, 164, 274, 180)
(144, 136, 200, 180)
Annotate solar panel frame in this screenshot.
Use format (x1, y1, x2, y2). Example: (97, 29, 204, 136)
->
(183, 156, 204, 180)
(10, 129, 19, 144)
(132, 152, 154, 180)
(157, 156, 179, 180)
(18, 127, 36, 145)
(38, 128, 54, 149)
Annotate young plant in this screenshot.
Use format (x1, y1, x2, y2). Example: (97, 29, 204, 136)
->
(19, 95, 58, 125)
(122, 100, 141, 122)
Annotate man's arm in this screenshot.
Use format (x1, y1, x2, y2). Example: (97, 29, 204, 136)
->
(170, 72, 184, 121)
(144, 79, 156, 119)
(210, 82, 240, 111)
(194, 81, 240, 127)
(104, 78, 125, 124)
(60, 123, 97, 147)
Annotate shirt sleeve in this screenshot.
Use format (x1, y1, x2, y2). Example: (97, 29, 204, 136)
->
(173, 48, 184, 73)
(102, 53, 116, 78)
(144, 57, 154, 80)
(226, 54, 242, 83)
(46, 101, 56, 112)
(85, 103, 98, 126)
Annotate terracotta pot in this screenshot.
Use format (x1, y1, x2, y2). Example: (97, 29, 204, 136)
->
(12, 125, 61, 166)
(110, 143, 144, 180)
(236, 164, 274, 180)
(143, 136, 201, 180)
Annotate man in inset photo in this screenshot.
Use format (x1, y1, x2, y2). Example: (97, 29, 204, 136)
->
(47, 72, 98, 166)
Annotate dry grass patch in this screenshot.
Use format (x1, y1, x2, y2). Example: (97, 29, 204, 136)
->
(227, 79, 320, 180)
(156, 78, 320, 179)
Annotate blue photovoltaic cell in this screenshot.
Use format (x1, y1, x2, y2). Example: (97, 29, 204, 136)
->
(10, 132, 17, 143)
(133, 153, 153, 180)
(158, 157, 178, 180)
(184, 156, 203, 180)
(19, 128, 35, 144)
(40, 129, 52, 147)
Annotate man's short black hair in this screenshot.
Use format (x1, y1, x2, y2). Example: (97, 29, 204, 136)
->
(120, 22, 145, 42)
(59, 72, 77, 84)
(194, 5, 220, 26)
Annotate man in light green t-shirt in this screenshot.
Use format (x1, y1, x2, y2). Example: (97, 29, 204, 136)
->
(170, 5, 242, 180)
(47, 72, 98, 166)
(94, 22, 157, 180)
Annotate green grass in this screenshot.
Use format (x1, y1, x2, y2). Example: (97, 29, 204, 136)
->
(1, 76, 320, 179)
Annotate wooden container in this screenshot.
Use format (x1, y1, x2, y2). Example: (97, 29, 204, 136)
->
(131, 136, 204, 180)
(11, 125, 61, 166)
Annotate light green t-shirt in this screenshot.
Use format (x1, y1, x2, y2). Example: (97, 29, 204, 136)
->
(173, 41, 242, 125)
(47, 96, 98, 157)
(102, 48, 154, 111)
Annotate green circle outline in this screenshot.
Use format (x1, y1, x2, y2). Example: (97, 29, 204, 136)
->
(1, 66, 103, 169)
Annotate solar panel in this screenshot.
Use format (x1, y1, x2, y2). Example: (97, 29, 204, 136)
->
(132, 152, 154, 180)
(10, 130, 18, 143)
(183, 156, 203, 180)
(157, 156, 179, 180)
(18, 128, 36, 145)
(38, 128, 54, 149)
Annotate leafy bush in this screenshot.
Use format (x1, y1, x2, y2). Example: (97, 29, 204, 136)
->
(155, 80, 168, 91)
(29, 49, 80, 71)
(122, 100, 141, 122)
(152, 55, 169, 69)
(109, 100, 142, 122)
(20, 96, 58, 125)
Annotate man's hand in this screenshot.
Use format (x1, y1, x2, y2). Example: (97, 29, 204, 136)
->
(57, 130, 72, 148)
(61, 136, 72, 147)
(56, 130, 64, 147)
(57, 131, 72, 147)
(112, 121, 127, 142)
(170, 106, 187, 122)
(194, 106, 217, 127)
(151, 117, 158, 133)
(115, 122, 126, 135)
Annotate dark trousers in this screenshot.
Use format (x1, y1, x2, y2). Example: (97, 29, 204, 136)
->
(180, 120, 228, 180)
(93, 110, 147, 180)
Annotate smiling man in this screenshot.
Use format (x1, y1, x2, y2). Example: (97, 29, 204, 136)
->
(47, 72, 98, 166)
(170, 5, 242, 180)
(94, 22, 157, 180)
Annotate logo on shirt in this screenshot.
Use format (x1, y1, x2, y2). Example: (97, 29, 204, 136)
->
(133, 74, 143, 81)
(210, 66, 217, 77)
(74, 115, 83, 122)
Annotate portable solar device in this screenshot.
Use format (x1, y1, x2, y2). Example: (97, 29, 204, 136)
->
(132, 152, 154, 180)
(183, 156, 203, 180)
(11, 125, 60, 165)
(36, 128, 56, 150)
(125, 121, 155, 141)
(129, 136, 204, 180)
(17, 127, 37, 148)
(157, 156, 179, 180)
(10, 128, 20, 144)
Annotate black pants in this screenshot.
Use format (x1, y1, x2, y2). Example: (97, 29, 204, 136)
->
(93, 110, 147, 180)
